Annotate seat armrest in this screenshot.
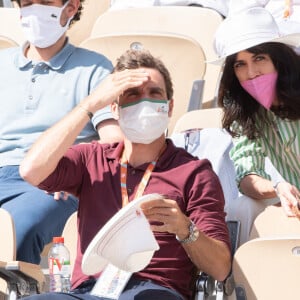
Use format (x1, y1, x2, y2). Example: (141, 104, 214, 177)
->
(194, 220, 241, 299)
(0, 260, 46, 297)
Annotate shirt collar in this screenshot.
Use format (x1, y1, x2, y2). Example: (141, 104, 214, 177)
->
(156, 139, 178, 169)
(104, 139, 177, 170)
(16, 38, 75, 70)
(105, 142, 125, 161)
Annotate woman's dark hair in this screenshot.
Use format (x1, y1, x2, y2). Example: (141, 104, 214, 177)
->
(218, 42, 300, 139)
(14, 0, 84, 26)
(113, 49, 174, 100)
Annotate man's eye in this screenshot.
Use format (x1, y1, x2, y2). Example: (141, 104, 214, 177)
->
(129, 90, 141, 96)
(152, 91, 161, 95)
(42, 0, 55, 5)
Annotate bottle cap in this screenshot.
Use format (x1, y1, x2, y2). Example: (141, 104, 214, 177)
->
(53, 236, 64, 244)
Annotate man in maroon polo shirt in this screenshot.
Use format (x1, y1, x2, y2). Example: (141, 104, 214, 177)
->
(20, 49, 231, 300)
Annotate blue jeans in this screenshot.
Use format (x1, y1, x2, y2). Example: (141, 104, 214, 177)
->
(0, 166, 78, 264)
(23, 277, 185, 300)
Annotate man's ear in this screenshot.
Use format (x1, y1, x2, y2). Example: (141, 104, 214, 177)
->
(111, 102, 120, 120)
(168, 99, 174, 118)
(64, 0, 79, 21)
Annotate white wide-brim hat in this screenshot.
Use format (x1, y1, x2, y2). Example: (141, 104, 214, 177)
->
(212, 6, 300, 64)
(81, 193, 162, 275)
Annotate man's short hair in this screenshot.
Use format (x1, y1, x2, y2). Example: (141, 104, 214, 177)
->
(114, 49, 174, 100)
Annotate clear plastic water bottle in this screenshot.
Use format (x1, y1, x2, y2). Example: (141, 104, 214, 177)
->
(48, 236, 71, 293)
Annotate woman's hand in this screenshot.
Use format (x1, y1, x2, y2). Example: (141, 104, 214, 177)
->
(276, 181, 300, 217)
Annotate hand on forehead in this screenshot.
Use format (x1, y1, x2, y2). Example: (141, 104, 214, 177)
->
(117, 68, 167, 103)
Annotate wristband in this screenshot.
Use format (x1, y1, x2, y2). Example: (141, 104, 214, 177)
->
(273, 181, 284, 197)
(78, 105, 93, 120)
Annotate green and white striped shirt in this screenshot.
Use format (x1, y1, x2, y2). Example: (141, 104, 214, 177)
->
(230, 110, 300, 189)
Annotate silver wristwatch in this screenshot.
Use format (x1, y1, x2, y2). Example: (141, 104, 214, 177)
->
(176, 221, 199, 244)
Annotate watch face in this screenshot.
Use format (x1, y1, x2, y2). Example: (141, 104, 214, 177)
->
(190, 222, 199, 242)
(176, 221, 199, 244)
(192, 227, 199, 241)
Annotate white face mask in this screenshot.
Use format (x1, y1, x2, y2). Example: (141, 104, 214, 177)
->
(118, 98, 170, 144)
(20, 2, 72, 48)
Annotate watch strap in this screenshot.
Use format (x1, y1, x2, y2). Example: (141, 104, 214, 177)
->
(176, 220, 199, 244)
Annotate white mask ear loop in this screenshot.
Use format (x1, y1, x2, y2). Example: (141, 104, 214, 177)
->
(61, 0, 73, 28)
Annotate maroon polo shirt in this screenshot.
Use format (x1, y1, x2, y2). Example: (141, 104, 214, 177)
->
(39, 139, 230, 299)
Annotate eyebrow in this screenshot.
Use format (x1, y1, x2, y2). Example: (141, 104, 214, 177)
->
(234, 54, 255, 64)
(122, 87, 139, 97)
(123, 86, 165, 96)
(235, 52, 268, 62)
(150, 87, 165, 94)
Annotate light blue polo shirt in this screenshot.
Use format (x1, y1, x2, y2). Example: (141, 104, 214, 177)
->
(0, 41, 113, 167)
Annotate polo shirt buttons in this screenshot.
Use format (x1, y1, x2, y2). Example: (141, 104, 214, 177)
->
(28, 95, 33, 100)
(127, 188, 132, 193)
(31, 78, 35, 83)
(131, 170, 136, 175)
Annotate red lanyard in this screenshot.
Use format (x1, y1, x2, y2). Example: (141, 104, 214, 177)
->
(120, 150, 157, 207)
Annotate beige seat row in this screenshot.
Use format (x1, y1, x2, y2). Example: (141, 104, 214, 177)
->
(0, 7, 25, 45)
(90, 6, 223, 109)
(0, 35, 18, 49)
(226, 206, 300, 300)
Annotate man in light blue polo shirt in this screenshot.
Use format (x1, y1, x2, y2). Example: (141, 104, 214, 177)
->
(0, 0, 122, 264)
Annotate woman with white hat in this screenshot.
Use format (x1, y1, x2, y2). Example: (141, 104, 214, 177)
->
(214, 3, 300, 245)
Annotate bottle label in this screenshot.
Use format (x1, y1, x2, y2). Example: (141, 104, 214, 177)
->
(49, 257, 70, 275)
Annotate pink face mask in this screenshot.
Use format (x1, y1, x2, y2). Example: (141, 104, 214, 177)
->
(240, 72, 278, 110)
